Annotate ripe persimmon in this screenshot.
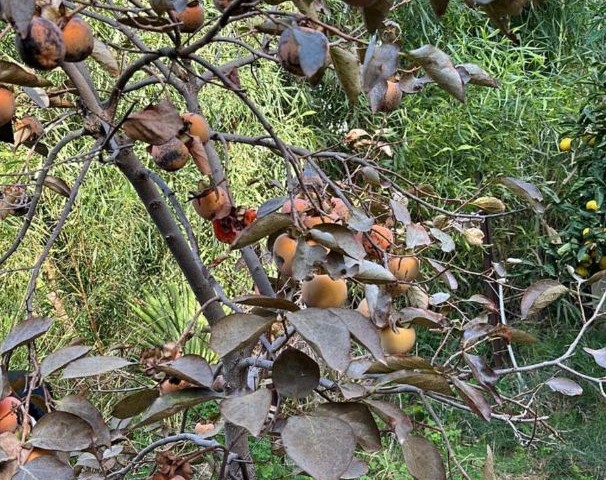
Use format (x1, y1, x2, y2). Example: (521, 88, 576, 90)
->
(0, 397, 20, 433)
(273, 233, 297, 277)
(192, 186, 231, 220)
(379, 326, 416, 355)
(174, 2, 204, 33)
(151, 137, 190, 171)
(387, 255, 419, 295)
(0, 86, 16, 128)
(182, 112, 210, 144)
(362, 224, 393, 258)
(61, 16, 94, 62)
(16, 17, 66, 70)
(376, 81, 402, 113)
(301, 275, 348, 308)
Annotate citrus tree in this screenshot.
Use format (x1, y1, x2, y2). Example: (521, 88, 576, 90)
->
(0, 0, 604, 479)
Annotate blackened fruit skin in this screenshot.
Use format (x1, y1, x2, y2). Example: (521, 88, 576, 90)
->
(152, 137, 190, 171)
(16, 17, 66, 71)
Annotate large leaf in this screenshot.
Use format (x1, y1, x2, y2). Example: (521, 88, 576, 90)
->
(429, 228, 455, 253)
(0, 61, 52, 87)
(546, 377, 583, 396)
(452, 378, 491, 421)
(456, 63, 499, 88)
(292, 27, 329, 78)
(520, 280, 567, 319)
(331, 308, 385, 363)
(1, 317, 53, 354)
(231, 213, 293, 249)
(13, 456, 75, 480)
(112, 389, 159, 419)
(135, 388, 222, 428)
(483, 445, 497, 480)
(316, 403, 381, 452)
(402, 435, 447, 480)
(62, 356, 132, 379)
(57, 396, 111, 447)
(155, 354, 214, 387)
(0, 0, 35, 38)
(364, 399, 412, 443)
(361, 42, 399, 93)
(220, 388, 273, 437)
(408, 45, 465, 102)
(122, 100, 182, 145)
(330, 47, 362, 104)
(396, 307, 448, 329)
(286, 309, 351, 372)
(309, 224, 366, 259)
(210, 313, 275, 358)
(29, 412, 93, 451)
(282, 415, 356, 480)
(406, 223, 432, 249)
(378, 370, 452, 396)
(233, 295, 299, 312)
(464, 353, 499, 396)
(272, 348, 320, 399)
(497, 177, 544, 214)
(40, 346, 91, 378)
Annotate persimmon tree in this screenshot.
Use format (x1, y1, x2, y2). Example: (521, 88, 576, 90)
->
(0, 0, 604, 479)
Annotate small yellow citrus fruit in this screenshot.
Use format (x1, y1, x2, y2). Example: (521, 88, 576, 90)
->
(575, 265, 589, 278)
(586, 200, 599, 211)
(559, 137, 572, 151)
(599, 256, 606, 270)
(582, 227, 591, 237)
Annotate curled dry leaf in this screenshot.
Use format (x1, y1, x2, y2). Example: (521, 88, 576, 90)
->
(546, 377, 583, 396)
(463, 227, 485, 246)
(0, 61, 52, 87)
(408, 44, 465, 102)
(91, 39, 120, 77)
(122, 100, 183, 145)
(471, 196, 506, 213)
(520, 280, 568, 319)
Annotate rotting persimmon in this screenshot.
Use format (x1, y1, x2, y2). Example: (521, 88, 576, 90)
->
(61, 16, 94, 62)
(0, 86, 16, 128)
(151, 137, 190, 171)
(15, 17, 66, 70)
(212, 207, 257, 244)
(301, 274, 348, 308)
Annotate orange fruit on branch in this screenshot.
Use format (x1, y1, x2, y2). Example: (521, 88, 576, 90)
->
(192, 186, 231, 220)
(61, 16, 94, 62)
(380, 326, 416, 355)
(301, 274, 348, 308)
(174, 2, 204, 33)
(387, 255, 420, 295)
(0, 86, 16, 128)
